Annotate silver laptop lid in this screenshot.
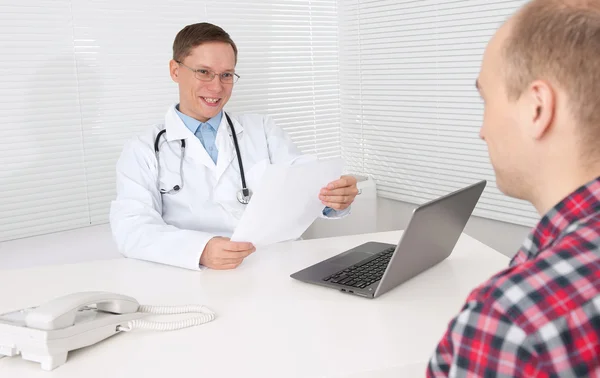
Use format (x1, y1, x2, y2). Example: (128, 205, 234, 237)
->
(374, 180, 487, 297)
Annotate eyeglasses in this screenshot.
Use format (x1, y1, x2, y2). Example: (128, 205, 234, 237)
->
(176, 61, 240, 84)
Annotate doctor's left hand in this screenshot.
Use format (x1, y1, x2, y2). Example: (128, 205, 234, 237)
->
(319, 175, 359, 211)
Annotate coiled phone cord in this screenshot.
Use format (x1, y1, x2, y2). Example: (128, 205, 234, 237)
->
(116, 304, 216, 332)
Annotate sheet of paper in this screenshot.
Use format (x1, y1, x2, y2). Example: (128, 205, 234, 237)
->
(231, 158, 344, 246)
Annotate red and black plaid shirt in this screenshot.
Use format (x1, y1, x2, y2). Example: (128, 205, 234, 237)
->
(427, 176, 600, 377)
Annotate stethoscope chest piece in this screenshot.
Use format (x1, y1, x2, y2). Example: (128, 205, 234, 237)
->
(236, 188, 252, 204)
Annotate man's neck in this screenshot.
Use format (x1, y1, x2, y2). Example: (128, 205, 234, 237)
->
(178, 103, 209, 123)
(531, 161, 600, 216)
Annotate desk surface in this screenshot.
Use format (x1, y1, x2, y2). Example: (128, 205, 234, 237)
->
(0, 230, 509, 378)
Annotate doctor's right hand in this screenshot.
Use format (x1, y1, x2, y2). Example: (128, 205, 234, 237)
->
(200, 237, 256, 270)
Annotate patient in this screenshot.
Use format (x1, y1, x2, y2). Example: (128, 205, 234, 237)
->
(427, 0, 600, 376)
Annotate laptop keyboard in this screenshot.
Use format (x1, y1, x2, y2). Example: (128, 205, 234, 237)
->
(322, 247, 395, 289)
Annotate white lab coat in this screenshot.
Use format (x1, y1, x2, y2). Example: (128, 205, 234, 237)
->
(109, 104, 345, 270)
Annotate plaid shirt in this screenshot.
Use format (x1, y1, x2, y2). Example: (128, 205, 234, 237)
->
(427, 176, 600, 378)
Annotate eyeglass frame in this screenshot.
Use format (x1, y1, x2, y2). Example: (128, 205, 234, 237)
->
(175, 60, 240, 84)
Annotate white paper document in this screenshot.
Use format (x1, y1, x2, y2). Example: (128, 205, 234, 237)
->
(231, 158, 344, 246)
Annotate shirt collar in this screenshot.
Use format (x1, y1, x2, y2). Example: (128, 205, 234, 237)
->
(174, 104, 222, 134)
(511, 175, 600, 265)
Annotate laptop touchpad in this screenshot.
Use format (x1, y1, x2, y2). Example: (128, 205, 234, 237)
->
(329, 252, 371, 267)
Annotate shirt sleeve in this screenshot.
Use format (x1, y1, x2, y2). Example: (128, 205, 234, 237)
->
(427, 300, 539, 377)
(322, 206, 351, 218)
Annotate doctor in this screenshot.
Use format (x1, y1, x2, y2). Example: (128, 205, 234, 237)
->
(109, 22, 358, 271)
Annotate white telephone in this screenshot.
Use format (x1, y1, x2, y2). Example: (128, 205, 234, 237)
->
(0, 291, 215, 371)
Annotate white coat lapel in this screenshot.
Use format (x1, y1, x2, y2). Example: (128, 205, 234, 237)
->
(215, 112, 244, 183)
(165, 104, 216, 170)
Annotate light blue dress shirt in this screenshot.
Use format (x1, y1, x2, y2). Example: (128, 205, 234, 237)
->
(175, 105, 221, 164)
(173, 104, 346, 217)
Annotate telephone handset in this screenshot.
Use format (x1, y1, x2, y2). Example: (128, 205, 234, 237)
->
(0, 291, 215, 371)
(25, 291, 140, 330)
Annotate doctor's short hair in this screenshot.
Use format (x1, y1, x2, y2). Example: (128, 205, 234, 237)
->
(502, 0, 600, 157)
(172, 23, 238, 64)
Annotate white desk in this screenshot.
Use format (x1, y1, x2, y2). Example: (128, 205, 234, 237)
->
(0, 231, 509, 378)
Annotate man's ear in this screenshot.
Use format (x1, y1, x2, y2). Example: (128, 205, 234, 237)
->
(526, 80, 556, 140)
(169, 59, 180, 83)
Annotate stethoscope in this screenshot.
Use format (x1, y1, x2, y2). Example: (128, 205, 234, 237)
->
(154, 112, 252, 204)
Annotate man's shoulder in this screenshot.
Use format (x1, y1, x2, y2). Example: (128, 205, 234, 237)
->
(227, 112, 285, 137)
(119, 123, 165, 158)
(230, 112, 272, 125)
(474, 217, 600, 334)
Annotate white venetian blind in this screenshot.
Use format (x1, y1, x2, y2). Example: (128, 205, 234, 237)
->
(0, 1, 92, 241)
(0, 0, 340, 242)
(338, 0, 539, 227)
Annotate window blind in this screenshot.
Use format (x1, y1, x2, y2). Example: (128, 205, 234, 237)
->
(338, 0, 539, 228)
(0, 0, 340, 241)
(0, 1, 92, 241)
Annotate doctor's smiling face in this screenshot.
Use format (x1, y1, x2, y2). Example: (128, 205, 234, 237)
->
(169, 23, 238, 123)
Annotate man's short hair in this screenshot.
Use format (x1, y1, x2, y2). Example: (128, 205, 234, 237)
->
(502, 0, 600, 152)
(173, 22, 238, 64)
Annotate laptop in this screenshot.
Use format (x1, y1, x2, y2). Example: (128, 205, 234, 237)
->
(290, 180, 487, 299)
